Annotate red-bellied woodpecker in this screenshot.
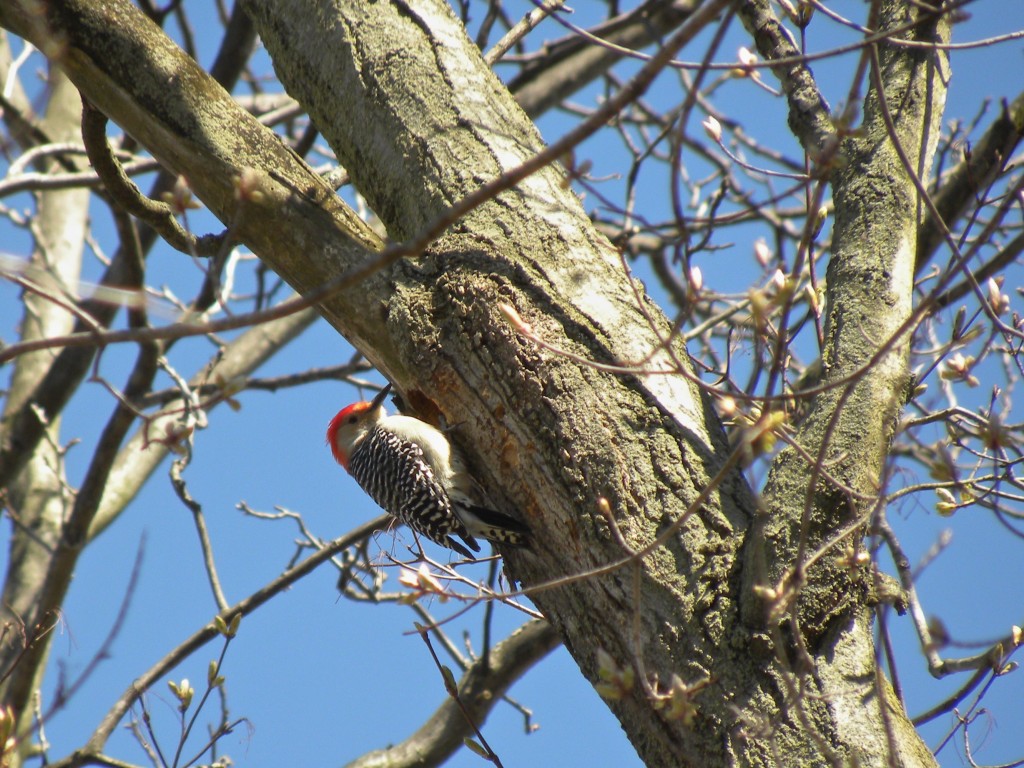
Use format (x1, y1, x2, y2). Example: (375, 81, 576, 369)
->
(326, 384, 528, 558)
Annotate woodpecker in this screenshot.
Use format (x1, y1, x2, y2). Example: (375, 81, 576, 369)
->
(326, 384, 528, 558)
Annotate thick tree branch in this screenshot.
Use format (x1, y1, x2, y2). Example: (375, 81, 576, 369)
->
(747, 2, 951, 764)
(0, 1, 980, 765)
(735, 0, 835, 154)
(0, 0, 346, 490)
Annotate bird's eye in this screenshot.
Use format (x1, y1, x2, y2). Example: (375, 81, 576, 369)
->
(347, 416, 357, 424)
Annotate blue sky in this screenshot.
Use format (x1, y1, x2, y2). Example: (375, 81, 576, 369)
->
(3, 2, 1024, 766)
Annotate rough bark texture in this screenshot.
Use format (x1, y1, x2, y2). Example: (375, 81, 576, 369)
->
(745, 1, 950, 765)
(0, 0, 951, 764)
(243, 1, 763, 763)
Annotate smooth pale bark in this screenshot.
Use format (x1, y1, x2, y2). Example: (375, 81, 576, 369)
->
(0, 69, 90, 759)
(0, 0, 950, 764)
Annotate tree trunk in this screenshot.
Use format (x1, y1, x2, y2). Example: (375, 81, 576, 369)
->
(0, 0, 950, 764)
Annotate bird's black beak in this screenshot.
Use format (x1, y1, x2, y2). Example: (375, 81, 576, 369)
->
(370, 382, 393, 410)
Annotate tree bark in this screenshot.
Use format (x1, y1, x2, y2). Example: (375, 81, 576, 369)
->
(744, 1, 950, 765)
(0, 0, 951, 764)
(0, 66, 90, 757)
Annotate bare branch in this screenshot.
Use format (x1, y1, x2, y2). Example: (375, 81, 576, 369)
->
(345, 619, 559, 768)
